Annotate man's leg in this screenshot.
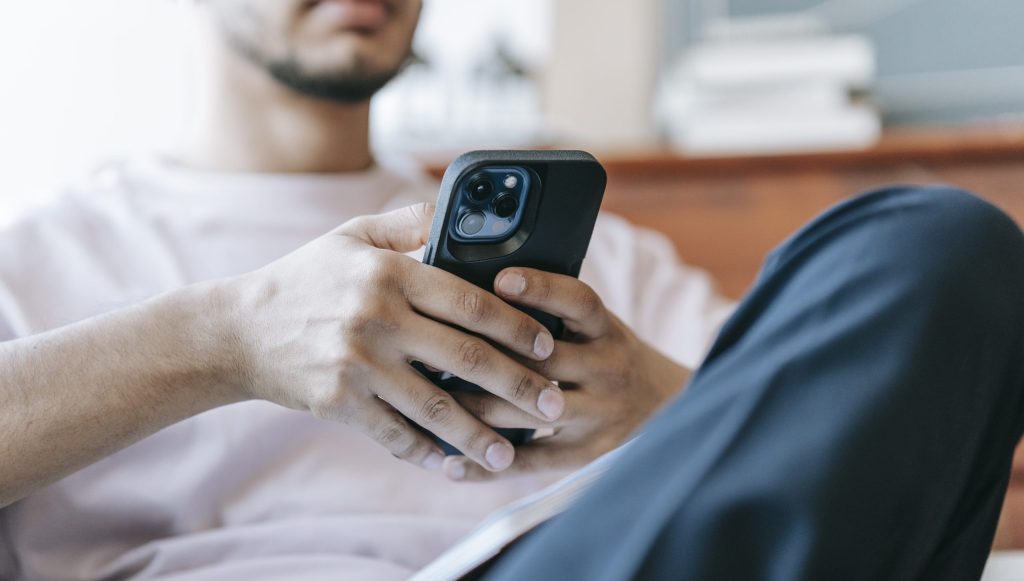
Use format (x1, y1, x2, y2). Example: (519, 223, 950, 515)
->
(487, 186, 1024, 580)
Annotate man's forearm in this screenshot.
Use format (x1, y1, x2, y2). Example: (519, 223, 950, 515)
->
(0, 204, 609, 501)
(0, 281, 245, 508)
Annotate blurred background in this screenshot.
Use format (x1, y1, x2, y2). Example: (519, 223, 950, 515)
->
(1, 0, 1024, 565)
(3, 0, 1024, 221)
(1, 0, 1023, 295)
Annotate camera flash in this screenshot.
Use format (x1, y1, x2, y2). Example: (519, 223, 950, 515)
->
(503, 175, 519, 189)
(491, 220, 510, 235)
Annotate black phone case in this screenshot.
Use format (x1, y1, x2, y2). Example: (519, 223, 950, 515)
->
(418, 150, 607, 454)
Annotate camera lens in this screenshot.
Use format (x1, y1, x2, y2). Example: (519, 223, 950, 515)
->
(467, 177, 493, 201)
(493, 193, 519, 218)
(459, 211, 486, 236)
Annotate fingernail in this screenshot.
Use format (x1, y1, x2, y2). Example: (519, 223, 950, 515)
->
(537, 387, 565, 421)
(533, 332, 554, 359)
(422, 451, 444, 470)
(497, 272, 526, 296)
(446, 459, 467, 480)
(485, 442, 514, 471)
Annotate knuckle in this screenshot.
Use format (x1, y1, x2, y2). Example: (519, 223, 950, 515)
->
(462, 428, 490, 454)
(339, 215, 370, 237)
(458, 289, 490, 323)
(344, 310, 375, 336)
(334, 348, 372, 385)
(456, 339, 488, 375)
(408, 202, 432, 223)
(346, 306, 399, 337)
(309, 388, 350, 422)
(577, 286, 603, 317)
(512, 316, 538, 349)
(464, 395, 492, 421)
(375, 419, 416, 456)
(474, 396, 493, 420)
(533, 275, 553, 300)
(376, 422, 406, 446)
(420, 393, 456, 425)
(364, 253, 404, 291)
(509, 372, 537, 402)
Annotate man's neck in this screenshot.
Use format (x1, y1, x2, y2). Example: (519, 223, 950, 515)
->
(176, 34, 374, 175)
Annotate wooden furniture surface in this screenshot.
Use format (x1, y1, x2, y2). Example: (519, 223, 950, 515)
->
(593, 125, 1024, 300)
(422, 124, 1024, 548)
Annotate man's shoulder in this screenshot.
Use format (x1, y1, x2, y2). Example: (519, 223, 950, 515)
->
(0, 162, 138, 259)
(0, 162, 157, 334)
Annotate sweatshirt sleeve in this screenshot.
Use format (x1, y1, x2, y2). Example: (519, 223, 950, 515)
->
(578, 212, 737, 370)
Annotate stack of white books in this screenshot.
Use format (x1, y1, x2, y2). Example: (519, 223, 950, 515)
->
(657, 31, 881, 155)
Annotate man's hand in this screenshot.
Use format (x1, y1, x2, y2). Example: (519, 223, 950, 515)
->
(224, 204, 565, 473)
(441, 268, 691, 481)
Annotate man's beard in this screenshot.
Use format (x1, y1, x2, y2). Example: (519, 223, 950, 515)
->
(223, 23, 408, 104)
(261, 54, 405, 103)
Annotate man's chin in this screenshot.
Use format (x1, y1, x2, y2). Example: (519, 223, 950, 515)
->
(265, 56, 402, 104)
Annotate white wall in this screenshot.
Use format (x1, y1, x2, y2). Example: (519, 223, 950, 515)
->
(0, 1, 196, 224)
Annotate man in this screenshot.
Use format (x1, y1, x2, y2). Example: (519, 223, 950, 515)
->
(0, 0, 732, 578)
(2, 2, 1023, 581)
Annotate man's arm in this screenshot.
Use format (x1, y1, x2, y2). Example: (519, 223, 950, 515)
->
(0, 281, 242, 508)
(0, 203, 567, 508)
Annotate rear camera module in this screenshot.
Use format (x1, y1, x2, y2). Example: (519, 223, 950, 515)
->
(493, 193, 520, 219)
(451, 167, 530, 243)
(459, 211, 486, 236)
(467, 176, 494, 202)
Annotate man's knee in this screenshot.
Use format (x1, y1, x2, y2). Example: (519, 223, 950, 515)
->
(893, 185, 1020, 248)
(871, 186, 1022, 278)
(777, 185, 1023, 280)
(769, 184, 1024, 330)
(860, 185, 1024, 330)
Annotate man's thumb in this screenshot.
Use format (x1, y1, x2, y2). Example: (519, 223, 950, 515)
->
(338, 202, 435, 252)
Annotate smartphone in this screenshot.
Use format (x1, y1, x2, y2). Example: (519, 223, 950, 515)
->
(416, 150, 607, 455)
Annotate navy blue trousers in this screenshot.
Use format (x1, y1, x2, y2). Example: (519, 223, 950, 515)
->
(487, 186, 1024, 580)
